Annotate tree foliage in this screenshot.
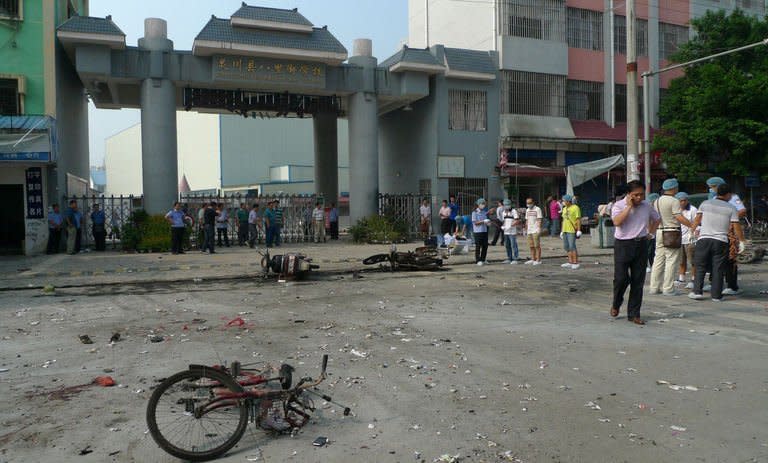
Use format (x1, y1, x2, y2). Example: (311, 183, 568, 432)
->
(653, 9, 768, 181)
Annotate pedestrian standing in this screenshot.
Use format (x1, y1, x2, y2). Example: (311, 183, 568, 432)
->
(273, 201, 283, 246)
(649, 179, 692, 295)
(706, 177, 746, 295)
(610, 181, 661, 325)
(689, 183, 745, 302)
(248, 204, 261, 248)
(90, 204, 107, 251)
(165, 201, 191, 255)
(312, 202, 326, 243)
(46, 203, 63, 254)
(202, 202, 217, 254)
(489, 200, 505, 246)
(419, 199, 431, 239)
(215, 203, 230, 247)
(448, 195, 459, 234)
(439, 200, 451, 240)
(197, 202, 207, 248)
(64, 200, 82, 255)
(235, 203, 249, 246)
(646, 193, 660, 272)
(524, 198, 543, 266)
(549, 195, 562, 237)
(264, 201, 275, 247)
(560, 195, 581, 269)
(676, 192, 698, 289)
(329, 202, 339, 240)
(501, 199, 520, 264)
(471, 198, 490, 266)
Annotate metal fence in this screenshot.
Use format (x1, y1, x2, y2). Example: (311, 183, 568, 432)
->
(63, 195, 144, 248)
(378, 193, 431, 237)
(180, 193, 318, 246)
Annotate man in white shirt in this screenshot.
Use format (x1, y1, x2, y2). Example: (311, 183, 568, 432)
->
(501, 199, 520, 264)
(419, 199, 431, 239)
(248, 203, 261, 248)
(524, 198, 543, 265)
(706, 177, 746, 295)
(676, 192, 698, 288)
(312, 202, 325, 243)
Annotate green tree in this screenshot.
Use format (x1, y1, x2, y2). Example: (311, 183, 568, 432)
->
(653, 9, 768, 181)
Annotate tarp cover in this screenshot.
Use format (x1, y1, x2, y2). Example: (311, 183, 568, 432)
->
(566, 154, 625, 196)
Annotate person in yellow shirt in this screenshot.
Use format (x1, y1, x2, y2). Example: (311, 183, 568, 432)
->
(560, 194, 582, 269)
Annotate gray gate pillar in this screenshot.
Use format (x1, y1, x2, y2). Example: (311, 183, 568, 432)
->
(313, 111, 338, 204)
(138, 18, 178, 214)
(347, 38, 379, 223)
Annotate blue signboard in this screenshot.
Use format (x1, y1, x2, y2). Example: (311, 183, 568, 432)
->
(25, 167, 44, 219)
(745, 176, 760, 188)
(0, 152, 50, 162)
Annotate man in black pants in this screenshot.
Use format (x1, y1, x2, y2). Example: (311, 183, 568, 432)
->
(471, 198, 490, 266)
(610, 181, 660, 325)
(202, 203, 218, 254)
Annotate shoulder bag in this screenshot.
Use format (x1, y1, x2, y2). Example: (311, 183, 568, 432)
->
(656, 198, 681, 249)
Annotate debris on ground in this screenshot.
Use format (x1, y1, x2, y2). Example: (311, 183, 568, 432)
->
(94, 376, 116, 387)
(148, 334, 164, 343)
(109, 332, 121, 343)
(78, 446, 93, 455)
(434, 454, 461, 463)
(78, 334, 93, 344)
(42, 285, 55, 294)
(584, 401, 601, 410)
(670, 425, 687, 432)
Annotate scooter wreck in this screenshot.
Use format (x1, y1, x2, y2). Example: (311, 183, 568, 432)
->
(260, 249, 318, 280)
(363, 245, 444, 271)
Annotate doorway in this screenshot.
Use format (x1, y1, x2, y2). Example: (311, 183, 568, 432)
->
(0, 184, 25, 254)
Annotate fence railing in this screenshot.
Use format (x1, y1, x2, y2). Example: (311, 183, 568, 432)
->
(378, 193, 431, 237)
(180, 193, 319, 246)
(63, 195, 144, 248)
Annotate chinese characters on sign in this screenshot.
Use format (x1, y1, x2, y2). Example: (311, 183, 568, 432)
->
(213, 56, 326, 88)
(25, 167, 44, 219)
(438, 156, 465, 178)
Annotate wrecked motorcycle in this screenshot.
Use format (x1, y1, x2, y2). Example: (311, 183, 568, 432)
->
(363, 245, 443, 271)
(147, 354, 349, 462)
(260, 249, 318, 279)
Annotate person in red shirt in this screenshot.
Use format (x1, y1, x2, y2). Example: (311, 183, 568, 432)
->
(548, 196, 562, 237)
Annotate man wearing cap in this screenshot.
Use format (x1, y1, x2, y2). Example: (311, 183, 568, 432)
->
(649, 179, 693, 296)
(610, 180, 661, 325)
(706, 177, 746, 295)
(689, 183, 746, 301)
(559, 194, 581, 269)
(676, 192, 698, 289)
(471, 198, 490, 266)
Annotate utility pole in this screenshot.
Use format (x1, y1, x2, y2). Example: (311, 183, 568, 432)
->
(608, 0, 615, 128)
(626, 0, 639, 182)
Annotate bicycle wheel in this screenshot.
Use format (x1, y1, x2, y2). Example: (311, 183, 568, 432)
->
(146, 368, 249, 462)
(363, 254, 390, 265)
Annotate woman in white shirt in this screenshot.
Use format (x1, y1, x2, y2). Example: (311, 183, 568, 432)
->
(676, 192, 698, 288)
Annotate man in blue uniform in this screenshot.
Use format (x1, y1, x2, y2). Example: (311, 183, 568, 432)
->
(46, 204, 63, 254)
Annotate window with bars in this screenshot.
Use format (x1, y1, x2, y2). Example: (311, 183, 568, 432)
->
(567, 8, 603, 51)
(0, 0, 20, 18)
(501, 70, 567, 117)
(449, 90, 488, 131)
(0, 79, 20, 115)
(613, 15, 648, 56)
(567, 80, 604, 120)
(614, 84, 644, 123)
(419, 179, 432, 197)
(498, 0, 566, 42)
(448, 177, 488, 216)
(659, 22, 689, 60)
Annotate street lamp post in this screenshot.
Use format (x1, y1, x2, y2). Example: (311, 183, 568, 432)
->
(641, 38, 768, 194)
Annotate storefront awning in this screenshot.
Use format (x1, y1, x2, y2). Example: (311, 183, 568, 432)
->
(0, 115, 57, 162)
(501, 163, 566, 178)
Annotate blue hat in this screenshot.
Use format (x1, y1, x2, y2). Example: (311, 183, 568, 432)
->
(562, 194, 573, 202)
(675, 192, 688, 200)
(476, 198, 486, 206)
(662, 178, 679, 190)
(503, 199, 511, 206)
(707, 176, 726, 187)
(648, 193, 660, 202)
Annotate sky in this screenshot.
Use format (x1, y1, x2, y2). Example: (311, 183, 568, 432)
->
(87, 0, 409, 166)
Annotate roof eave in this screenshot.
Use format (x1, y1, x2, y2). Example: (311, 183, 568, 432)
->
(444, 69, 496, 81)
(57, 30, 126, 49)
(193, 39, 348, 64)
(389, 62, 445, 75)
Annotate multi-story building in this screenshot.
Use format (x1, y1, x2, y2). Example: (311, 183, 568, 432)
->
(408, 0, 766, 215)
(0, 0, 91, 254)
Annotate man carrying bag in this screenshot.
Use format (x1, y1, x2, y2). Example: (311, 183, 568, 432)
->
(649, 179, 693, 296)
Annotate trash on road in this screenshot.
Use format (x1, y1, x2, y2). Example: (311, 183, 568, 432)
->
(584, 401, 601, 410)
(94, 376, 116, 387)
(78, 334, 93, 344)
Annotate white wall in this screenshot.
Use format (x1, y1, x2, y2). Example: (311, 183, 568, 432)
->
(0, 165, 48, 255)
(408, 0, 495, 50)
(104, 112, 221, 195)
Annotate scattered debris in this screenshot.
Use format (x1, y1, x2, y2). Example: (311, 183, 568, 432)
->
(351, 349, 369, 359)
(670, 425, 687, 432)
(434, 454, 461, 463)
(148, 334, 164, 343)
(109, 332, 121, 343)
(78, 335, 93, 344)
(538, 361, 548, 369)
(79, 446, 93, 455)
(584, 401, 602, 411)
(42, 285, 55, 294)
(94, 376, 116, 387)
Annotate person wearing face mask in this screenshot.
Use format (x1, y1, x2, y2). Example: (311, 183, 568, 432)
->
(560, 194, 581, 269)
(610, 180, 661, 325)
(676, 192, 698, 289)
(524, 198, 543, 265)
(471, 198, 490, 266)
(706, 177, 747, 295)
(501, 199, 520, 264)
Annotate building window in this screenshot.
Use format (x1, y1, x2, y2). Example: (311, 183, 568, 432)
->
(0, 78, 20, 115)
(502, 70, 566, 118)
(659, 22, 689, 60)
(448, 177, 488, 216)
(498, 0, 566, 42)
(0, 0, 20, 18)
(567, 80, 604, 120)
(567, 8, 603, 51)
(613, 15, 648, 56)
(614, 84, 643, 124)
(449, 90, 488, 131)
